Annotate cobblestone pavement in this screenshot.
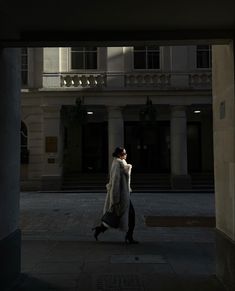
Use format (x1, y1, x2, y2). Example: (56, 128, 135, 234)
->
(20, 192, 215, 242)
(17, 192, 226, 291)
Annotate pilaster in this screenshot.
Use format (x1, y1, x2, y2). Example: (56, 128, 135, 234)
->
(41, 104, 63, 190)
(170, 105, 191, 188)
(212, 41, 235, 290)
(0, 48, 21, 290)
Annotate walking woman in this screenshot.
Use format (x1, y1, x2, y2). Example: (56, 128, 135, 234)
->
(92, 147, 138, 244)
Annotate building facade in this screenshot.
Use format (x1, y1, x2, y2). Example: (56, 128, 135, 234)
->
(21, 46, 213, 190)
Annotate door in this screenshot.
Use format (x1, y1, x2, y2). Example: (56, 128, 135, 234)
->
(124, 122, 170, 173)
(82, 122, 108, 173)
(187, 122, 201, 172)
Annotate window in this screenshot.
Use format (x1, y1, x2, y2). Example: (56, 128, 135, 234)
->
(21, 121, 29, 164)
(71, 47, 97, 70)
(134, 46, 160, 70)
(21, 48, 28, 86)
(196, 45, 212, 69)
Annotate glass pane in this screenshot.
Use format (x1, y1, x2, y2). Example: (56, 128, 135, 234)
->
(134, 46, 146, 51)
(85, 52, 97, 69)
(22, 56, 28, 65)
(21, 71, 28, 86)
(197, 51, 209, 68)
(148, 52, 160, 69)
(134, 52, 146, 69)
(71, 52, 84, 69)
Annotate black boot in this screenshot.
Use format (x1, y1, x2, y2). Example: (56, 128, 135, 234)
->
(125, 232, 139, 244)
(92, 224, 107, 241)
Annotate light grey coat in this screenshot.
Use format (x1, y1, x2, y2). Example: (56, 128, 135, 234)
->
(103, 158, 132, 231)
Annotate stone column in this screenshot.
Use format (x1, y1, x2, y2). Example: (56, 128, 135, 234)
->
(41, 105, 63, 190)
(213, 41, 235, 291)
(170, 105, 191, 188)
(0, 48, 21, 289)
(107, 106, 124, 167)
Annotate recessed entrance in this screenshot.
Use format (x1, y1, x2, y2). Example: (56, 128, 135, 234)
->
(82, 122, 108, 173)
(125, 121, 170, 173)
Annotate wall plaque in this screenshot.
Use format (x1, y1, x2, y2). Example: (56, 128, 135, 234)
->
(45, 136, 58, 153)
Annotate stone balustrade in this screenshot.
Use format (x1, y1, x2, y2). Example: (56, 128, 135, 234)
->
(59, 72, 211, 89)
(189, 72, 212, 88)
(125, 73, 171, 87)
(125, 72, 212, 89)
(60, 73, 106, 88)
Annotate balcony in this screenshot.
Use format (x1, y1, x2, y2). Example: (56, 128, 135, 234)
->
(188, 72, 212, 89)
(44, 71, 212, 90)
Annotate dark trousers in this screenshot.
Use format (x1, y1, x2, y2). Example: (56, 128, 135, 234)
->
(101, 200, 135, 236)
(127, 200, 135, 236)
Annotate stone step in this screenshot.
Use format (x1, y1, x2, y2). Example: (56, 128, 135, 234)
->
(62, 173, 214, 191)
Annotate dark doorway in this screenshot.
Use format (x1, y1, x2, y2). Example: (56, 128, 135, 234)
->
(82, 122, 108, 173)
(125, 121, 170, 173)
(187, 122, 202, 172)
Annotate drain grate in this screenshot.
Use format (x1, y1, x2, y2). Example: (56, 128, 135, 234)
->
(96, 274, 144, 291)
(145, 216, 215, 227)
(111, 255, 166, 264)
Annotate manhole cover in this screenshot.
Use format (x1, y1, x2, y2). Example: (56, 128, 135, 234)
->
(96, 274, 144, 291)
(111, 255, 165, 264)
(145, 216, 215, 227)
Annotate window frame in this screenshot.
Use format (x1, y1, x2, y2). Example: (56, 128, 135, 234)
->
(21, 48, 29, 87)
(69, 47, 98, 71)
(132, 46, 162, 71)
(196, 45, 212, 70)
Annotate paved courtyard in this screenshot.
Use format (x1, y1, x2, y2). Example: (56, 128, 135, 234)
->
(16, 192, 226, 291)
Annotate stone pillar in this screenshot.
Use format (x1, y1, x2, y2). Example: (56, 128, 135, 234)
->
(107, 106, 124, 167)
(170, 46, 189, 87)
(170, 105, 191, 188)
(106, 47, 125, 88)
(41, 105, 63, 190)
(0, 48, 21, 289)
(212, 41, 235, 291)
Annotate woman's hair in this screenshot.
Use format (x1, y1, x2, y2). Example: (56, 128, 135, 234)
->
(112, 147, 125, 158)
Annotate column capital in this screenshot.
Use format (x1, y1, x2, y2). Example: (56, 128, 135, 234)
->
(107, 106, 124, 119)
(106, 105, 124, 111)
(41, 104, 62, 112)
(171, 105, 186, 111)
(171, 105, 187, 118)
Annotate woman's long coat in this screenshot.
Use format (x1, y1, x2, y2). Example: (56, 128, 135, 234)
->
(103, 158, 132, 231)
